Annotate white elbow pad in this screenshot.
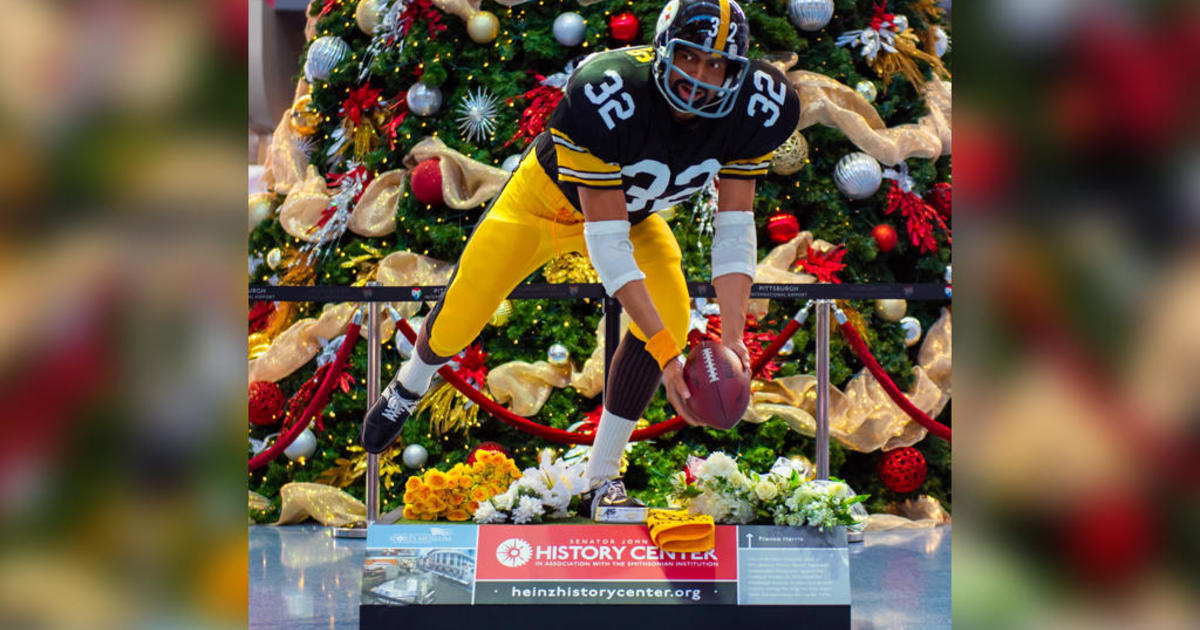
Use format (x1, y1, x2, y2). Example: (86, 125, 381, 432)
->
(711, 211, 757, 280)
(583, 220, 645, 295)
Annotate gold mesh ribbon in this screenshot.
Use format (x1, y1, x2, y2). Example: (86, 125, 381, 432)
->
(766, 54, 951, 166)
(487, 361, 572, 417)
(346, 169, 405, 237)
(647, 509, 716, 553)
(402, 136, 509, 209)
(741, 308, 952, 452)
(430, 0, 480, 21)
(749, 231, 819, 319)
(274, 482, 366, 527)
(864, 494, 951, 530)
(261, 81, 312, 194)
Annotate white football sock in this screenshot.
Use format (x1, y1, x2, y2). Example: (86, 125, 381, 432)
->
(585, 408, 637, 489)
(396, 354, 441, 395)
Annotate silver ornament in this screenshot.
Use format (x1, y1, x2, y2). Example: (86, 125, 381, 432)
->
(892, 14, 909, 33)
(266, 247, 283, 270)
(304, 36, 350, 82)
(788, 0, 834, 32)
(874, 298, 907, 322)
(944, 264, 952, 284)
(553, 12, 586, 47)
(501, 154, 523, 172)
(932, 26, 949, 57)
(780, 337, 795, 356)
(834, 152, 883, 199)
(900, 316, 922, 347)
(402, 443, 429, 469)
(855, 79, 877, 103)
(284, 428, 318, 461)
(406, 82, 443, 116)
(455, 87, 500, 143)
(547, 343, 570, 366)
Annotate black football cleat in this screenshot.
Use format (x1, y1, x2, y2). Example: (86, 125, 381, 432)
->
(360, 377, 422, 454)
(578, 478, 646, 522)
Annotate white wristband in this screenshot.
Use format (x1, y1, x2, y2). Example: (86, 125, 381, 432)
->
(583, 219, 645, 295)
(711, 211, 757, 280)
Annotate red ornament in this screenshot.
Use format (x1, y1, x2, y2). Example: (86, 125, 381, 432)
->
(925, 182, 952, 218)
(468, 441, 511, 464)
(1061, 492, 1158, 587)
(871, 223, 898, 252)
(610, 12, 640, 43)
(766, 212, 800, 244)
(410, 158, 443, 206)
(878, 447, 927, 493)
(249, 380, 285, 427)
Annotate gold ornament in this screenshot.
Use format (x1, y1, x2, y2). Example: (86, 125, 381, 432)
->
(490, 300, 513, 326)
(289, 94, 321, 136)
(770, 125, 809, 175)
(249, 193, 273, 233)
(467, 10, 500, 43)
(874, 299, 907, 322)
(543, 251, 599, 284)
(248, 332, 271, 359)
(355, 0, 384, 35)
(415, 381, 480, 436)
(266, 247, 283, 270)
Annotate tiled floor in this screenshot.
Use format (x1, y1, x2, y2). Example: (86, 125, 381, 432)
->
(249, 524, 950, 629)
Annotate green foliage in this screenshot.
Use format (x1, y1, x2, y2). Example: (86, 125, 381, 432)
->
(250, 0, 953, 519)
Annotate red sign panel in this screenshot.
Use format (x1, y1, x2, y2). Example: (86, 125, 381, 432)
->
(475, 524, 738, 581)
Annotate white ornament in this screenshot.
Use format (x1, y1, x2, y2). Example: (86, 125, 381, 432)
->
(266, 247, 283, 270)
(547, 344, 570, 366)
(402, 443, 429, 469)
(304, 36, 350, 82)
(900, 317, 922, 347)
(455, 87, 500, 143)
(932, 26, 950, 57)
(406, 82, 443, 116)
(834, 152, 883, 199)
(855, 79, 877, 103)
(553, 12, 586, 47)
(501, 154, 523, 172)
(284, 429, 318, 461)
(788, 0, 835, 32)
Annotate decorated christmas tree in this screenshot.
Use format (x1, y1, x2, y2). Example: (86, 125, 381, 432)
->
(249, 0, 952, 525)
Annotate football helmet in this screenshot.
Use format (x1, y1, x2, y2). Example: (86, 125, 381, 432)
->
(652, 0, 751, 118)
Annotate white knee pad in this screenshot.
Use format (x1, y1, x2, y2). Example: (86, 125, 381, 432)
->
(583, 220, 646, 295)
(711, 211, 757, 280)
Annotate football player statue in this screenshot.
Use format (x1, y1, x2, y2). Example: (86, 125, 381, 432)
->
(361, 0, 799, 517)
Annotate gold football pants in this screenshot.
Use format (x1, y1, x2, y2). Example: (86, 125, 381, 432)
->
(423, 152, 690, 360)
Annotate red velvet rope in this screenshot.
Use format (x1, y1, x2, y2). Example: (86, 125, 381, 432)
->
(837, 319, 952, 441)
(249, 321, 363, 470)
(395, 320, 686, 444)
(750, 317, 803, 377)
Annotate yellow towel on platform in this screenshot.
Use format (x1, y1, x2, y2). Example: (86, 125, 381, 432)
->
(647, 509, 715, 553)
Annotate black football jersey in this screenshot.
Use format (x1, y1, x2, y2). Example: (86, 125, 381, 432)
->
(533, 46, 800, 224)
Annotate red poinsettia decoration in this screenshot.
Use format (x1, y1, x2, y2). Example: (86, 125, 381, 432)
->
(505, 72, 567, 148)
(798, 244, 848, 283)
(884, 181, 951, 254)
(341, 84, 382, 125)
(401, 0, 446, 40)
(573, 404, 604, 436)
(453, 342, 489, 387)
(692, 314, 781, 380)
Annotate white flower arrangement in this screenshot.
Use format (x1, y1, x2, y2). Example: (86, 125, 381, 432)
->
(669, 454, 869, 531)
(473, 449, 590, 524)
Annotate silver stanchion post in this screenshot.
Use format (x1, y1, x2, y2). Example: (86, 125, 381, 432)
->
(814, 300, 830, 481)
(334, 290, 380, 538)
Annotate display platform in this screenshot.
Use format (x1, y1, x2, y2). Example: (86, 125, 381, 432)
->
(360, 521, 850, 628)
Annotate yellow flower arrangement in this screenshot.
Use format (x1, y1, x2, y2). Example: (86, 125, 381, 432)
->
(400, 450, 522, 521)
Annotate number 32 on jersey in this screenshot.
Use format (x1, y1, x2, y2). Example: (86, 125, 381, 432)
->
(747, 70, 786, 127)
(585, 70, 636, 130)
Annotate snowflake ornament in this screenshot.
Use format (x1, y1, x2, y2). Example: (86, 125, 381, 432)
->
(455, 87, 499, 143)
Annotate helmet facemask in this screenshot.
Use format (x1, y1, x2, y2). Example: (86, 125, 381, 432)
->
(651, 0, 751, 119)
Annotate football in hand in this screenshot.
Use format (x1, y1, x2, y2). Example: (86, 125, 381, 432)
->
(681, 341, 751, 429)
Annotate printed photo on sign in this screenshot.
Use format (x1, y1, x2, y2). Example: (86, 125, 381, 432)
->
(361, 547, 476, 605)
